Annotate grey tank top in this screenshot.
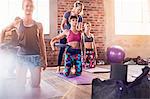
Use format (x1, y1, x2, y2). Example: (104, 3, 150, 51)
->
(18, 20, 40, 55)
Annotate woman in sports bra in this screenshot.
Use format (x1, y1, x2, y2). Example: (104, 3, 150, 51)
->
(57, 1, 84, 73)
(51, 15, 83, 77)
(82, 22, 97, 68)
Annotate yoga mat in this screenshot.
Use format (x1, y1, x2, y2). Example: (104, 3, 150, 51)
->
(56, 72, 94, 85)
(127, 65, 150, 82)
(128, 65, 145, 78)
(83, 67, 110, 73)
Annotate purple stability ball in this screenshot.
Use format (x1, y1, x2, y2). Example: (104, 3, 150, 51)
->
(107, 45, 125, 63)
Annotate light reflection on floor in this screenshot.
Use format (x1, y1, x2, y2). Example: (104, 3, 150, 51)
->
(0, 75, 63, 99)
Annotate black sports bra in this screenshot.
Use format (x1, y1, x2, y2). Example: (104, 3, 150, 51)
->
(84, 33, 93, 42)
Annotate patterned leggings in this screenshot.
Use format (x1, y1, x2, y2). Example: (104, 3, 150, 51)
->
(63, 47, 82, 77)
(83, 49, 96, 68)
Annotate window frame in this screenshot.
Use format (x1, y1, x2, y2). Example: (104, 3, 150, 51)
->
(115, 0, 150, 35)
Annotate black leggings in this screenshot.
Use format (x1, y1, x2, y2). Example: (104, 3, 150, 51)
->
(57, 37, 67, 66)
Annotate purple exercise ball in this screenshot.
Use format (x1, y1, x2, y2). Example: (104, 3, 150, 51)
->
(107, 45, 125, 63)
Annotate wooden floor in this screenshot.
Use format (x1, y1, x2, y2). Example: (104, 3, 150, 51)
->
(41, 65, 149, 99)
(42, 66, 110, 99)
(0, 65, 148, 99)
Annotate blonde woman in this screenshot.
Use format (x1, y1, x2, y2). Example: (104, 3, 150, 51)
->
(82, 22, 98, 68)
(1, 0, 47, 88)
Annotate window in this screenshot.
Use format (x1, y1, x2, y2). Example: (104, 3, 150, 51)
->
(115, 0, 150, 35)
(0, 0, 49, 34)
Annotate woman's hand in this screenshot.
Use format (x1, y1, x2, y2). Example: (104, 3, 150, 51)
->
(41, 57, 48, 71)
(42, 63, 47, 71)
(50, 41, 55, 51)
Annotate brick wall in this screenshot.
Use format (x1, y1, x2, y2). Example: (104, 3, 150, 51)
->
(47, 0, 105, 66)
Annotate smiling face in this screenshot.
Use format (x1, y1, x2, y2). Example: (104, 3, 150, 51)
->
(22, 0, 34, 16)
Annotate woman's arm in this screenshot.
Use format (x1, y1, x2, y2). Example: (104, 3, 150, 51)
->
(81, 33, 85, 55)
(77, 16, 83, 31)
(80, 33, 84, 55)
(92, 34, 98, 58)
(61, 17, 67, 32)
(61, 11, 70, 31)
(78, 22, 83, 31)
(50, 30, 68, 51)
(37, 22, 47, 70)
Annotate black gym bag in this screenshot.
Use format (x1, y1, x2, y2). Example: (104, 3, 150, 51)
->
(92, 66, 150, 99)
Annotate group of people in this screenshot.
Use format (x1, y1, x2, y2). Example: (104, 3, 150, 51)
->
(51, 1, 98, 77)
(0, 0, 97, 88)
